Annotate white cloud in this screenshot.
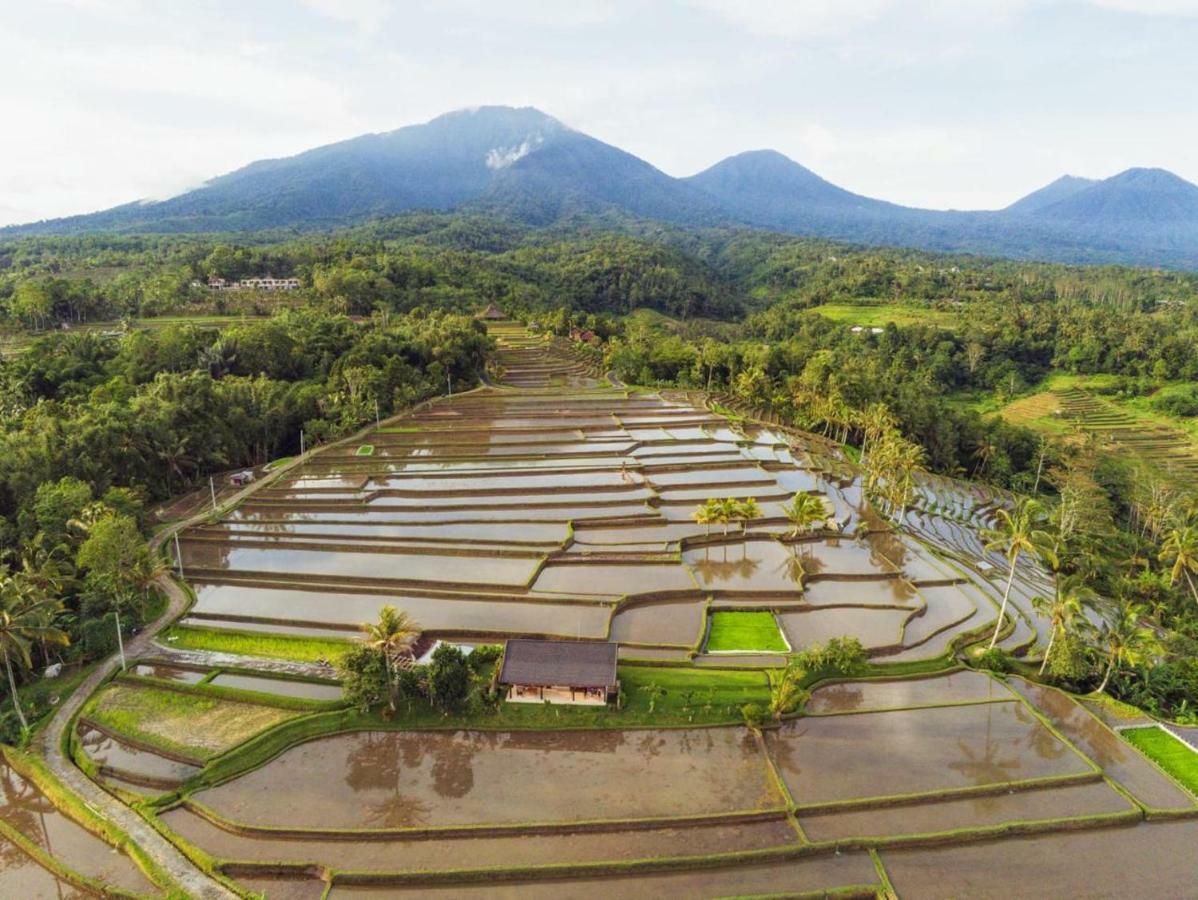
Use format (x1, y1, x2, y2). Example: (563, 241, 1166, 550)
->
(683, 0, 891, 37)
(300, 0, 392, 33)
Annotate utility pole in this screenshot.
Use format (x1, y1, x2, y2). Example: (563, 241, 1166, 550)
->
(173, 532, 184, 579)
(300, 429, 305, 455)
(209, 476, 217, 512)
(375, 400, 380, 429)
(447, 372, 452, 395)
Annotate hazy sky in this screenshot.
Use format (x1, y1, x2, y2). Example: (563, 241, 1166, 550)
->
(4, 0, 1197, 226)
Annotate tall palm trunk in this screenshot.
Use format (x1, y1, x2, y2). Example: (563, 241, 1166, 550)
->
(114, 609, 126, 671)
(1096, 652, 1117, 695)
(1038, 625, 1058, 676)
(1184, 569, 1198, 606)
(988, 555, 1020, 650)
(3, 647, 29, 732)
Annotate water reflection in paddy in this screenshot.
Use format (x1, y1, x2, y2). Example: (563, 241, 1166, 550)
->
(608, 600, 705, 646)
(0, 758, 157, 895)
(77, 725, 201, 784)
(805, 670, 1009, 714)
(192, 585, 612, 636)
(162, 807, 796, 873)
(765, 701, 1091, 804)
(532, 564, 697, 596)
(181, 544, 539, 586)
(198, 728, 782, 828)
(777, 606, 912, 651)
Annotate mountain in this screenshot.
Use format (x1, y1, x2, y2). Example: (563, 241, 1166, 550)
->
(1027, 168, 1198, 224)
(8, 106, 720, 235)
(5, 106, 1198, 270)
(1006, 175, 1099, 214)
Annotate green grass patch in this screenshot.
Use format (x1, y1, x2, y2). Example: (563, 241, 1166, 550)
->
(356, 444, 375, 456)
(705, 611, 789, 652)
(263, 456, 293, 471)
(1122, 726, 1198, 796)
(813, 302, 958, 329)
(378, 425, 421, 433)
(84, 683, 300, 761)
(161, 625, 354, 664)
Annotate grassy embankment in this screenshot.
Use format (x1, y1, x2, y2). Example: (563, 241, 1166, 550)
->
(160, 625, 355, 664)
(1121, 726, 1198, 796)
(705, 611, 789, 652)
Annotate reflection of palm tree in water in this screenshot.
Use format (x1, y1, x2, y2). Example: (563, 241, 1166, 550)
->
(948, 703, 1022, 787)
(1015, 701, 1067, 762)
(0, 762, 73, 900)
(344, 733, 433, 827)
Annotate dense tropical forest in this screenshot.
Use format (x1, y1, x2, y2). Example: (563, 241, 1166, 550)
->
(4, 212, 1198, 739)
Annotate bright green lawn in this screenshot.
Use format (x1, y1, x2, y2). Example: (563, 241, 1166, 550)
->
(706, 611, 789, 652)
(1122, 726, 1198, 796)
(161, 625, 354, 664)
(813, 303, 958, 329)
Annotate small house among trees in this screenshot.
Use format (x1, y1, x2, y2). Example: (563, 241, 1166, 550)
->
(499, 639, 619, 705)
(477, 303, 508, 320)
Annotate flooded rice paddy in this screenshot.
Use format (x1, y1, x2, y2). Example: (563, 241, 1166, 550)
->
(169, 349, 1023, 660)
(766, 700, 1092, 805)
(197, 728, 783, 828)
(0, 757, 157, 895)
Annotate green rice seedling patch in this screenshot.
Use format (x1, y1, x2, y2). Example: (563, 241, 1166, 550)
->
(355, 444, 375, 456)
(161, 625, 355, 664)
(83, 683, 300, 760)
(706, 611, 789, 652)
(1121, 726, 1198, 796)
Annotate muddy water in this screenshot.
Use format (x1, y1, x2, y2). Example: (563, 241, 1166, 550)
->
(766, 701, 1091, 804)
(220, 521, 568, 543)
(898, 584, 980, 642)
(207, 673, 343, 701)
(0, 836, 92, 899)
(130, 663, 208, 684)
(1007, 677, 1196, 810)
(608, 601, 705, 646)
(182, 543, 539, 587)
(800, 778, 1132, 841)
(236, 875, 326, 900)
(326, 849, 879, 898)
(880, 820, 1198, 899)
(78, 725, 201, 783)
(198, 728, 782, 828)
(161, 807, 797, 871)
(193, 584, 612, 637)
(178, 616, 355, 640)
(777, 606, 911, 651)
(801, 578, 918, 606)
(0, 759, 157, 894)
(686, 542, 898, 593)
(806, 670, 1009, 714)
(531, 564, 696, 596)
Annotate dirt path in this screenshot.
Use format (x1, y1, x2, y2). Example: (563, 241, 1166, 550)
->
(34, 455, 319, 897)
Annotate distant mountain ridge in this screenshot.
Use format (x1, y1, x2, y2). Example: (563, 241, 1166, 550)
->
(6, 106, 1198, 269)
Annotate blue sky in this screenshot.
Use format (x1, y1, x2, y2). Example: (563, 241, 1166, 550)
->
(3, 0, 1197, 225)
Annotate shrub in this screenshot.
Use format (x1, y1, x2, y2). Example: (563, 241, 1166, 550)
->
(427, 644, 470, 714)
(971, 646, 1012, 673)
(467, 644, 502, 672)
(338, 644, 388, 713)
(1150, 385, 1198, 417)
(795, 636, 867, 676)
(740, 703, 768, 728)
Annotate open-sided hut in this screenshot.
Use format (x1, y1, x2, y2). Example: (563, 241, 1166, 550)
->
(499, 639, 619, 705)
(477, 303, 509, 321)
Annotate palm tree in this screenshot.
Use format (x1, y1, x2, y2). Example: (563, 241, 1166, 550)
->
(1032, 574, 1093, 677)
(1094, 601, 1161, 695)
(362, 606, 421, 712)
(0, 575, 68, 732)
(983, 498, 1057, 650)
(784, 493, 829, 545)
(692, 500, 717, 538)
(737, 498, 761, 534)
(768, 665, 809, 720)
(716, 498, 739, 538)
(1159, 523, 1198, 606)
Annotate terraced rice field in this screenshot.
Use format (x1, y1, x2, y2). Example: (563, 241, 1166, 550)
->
(21, 317, 1198, 898)
(1053, 388, 1198, 476)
